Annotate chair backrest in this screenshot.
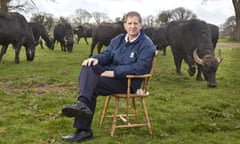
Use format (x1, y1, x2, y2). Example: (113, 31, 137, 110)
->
(149, 50, 159, 76)
(140, 50, 159, 94)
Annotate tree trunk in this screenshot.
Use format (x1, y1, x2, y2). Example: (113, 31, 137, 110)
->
(0, 0, 11, 12)
(232, 0, 240, 40)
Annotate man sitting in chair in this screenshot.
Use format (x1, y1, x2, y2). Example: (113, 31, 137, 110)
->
(61, 11, 156, 142)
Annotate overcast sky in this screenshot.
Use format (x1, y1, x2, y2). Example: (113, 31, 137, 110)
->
(32, 0, 234, 26)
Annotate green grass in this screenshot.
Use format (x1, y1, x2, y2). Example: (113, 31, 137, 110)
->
(0, 39, 240, 144)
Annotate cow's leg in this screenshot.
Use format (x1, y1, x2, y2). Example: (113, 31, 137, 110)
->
(162, 47, 167, 56)
(186, 56, 196, 76)
(97, 43, 103, 54)
(2, 45, 8, 54)
(196, 66, 203, 81)
(89, 40, 97, 57)
(84, 37, 89, 45)
(172, 53, 182, 75)
(40, 39, 44, 49)
(0, 45, 8, 62)
(77, 35, 80, 44)
(52, 39, 56, 50)
(60, 43, 65, 52)
(13, 45, 21, 64)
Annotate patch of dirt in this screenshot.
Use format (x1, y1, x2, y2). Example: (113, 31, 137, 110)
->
(0, 83, 75, 95)
(33, 83, 68, 95)
(217, 42, 240, 49)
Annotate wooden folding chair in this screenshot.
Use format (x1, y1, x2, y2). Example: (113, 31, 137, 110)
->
(100, 51, 159, 137)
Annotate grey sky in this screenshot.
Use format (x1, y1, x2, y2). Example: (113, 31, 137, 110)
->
(32, 0, 234, 25)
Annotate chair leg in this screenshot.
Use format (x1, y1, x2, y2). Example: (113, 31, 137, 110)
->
(100, 96, 111, 125)
(132, 97, 138, 120)
(141, 98, 152, 135)
(111, 97, 119, 137)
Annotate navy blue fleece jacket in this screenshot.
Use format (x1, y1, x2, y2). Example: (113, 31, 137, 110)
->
(92, 29, 156, 92)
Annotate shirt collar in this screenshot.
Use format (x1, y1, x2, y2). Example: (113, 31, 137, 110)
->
(125, 32, 141, 43)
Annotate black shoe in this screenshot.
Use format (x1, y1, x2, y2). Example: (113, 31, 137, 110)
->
(61, 130, 93, 142)
(62, 101, 93, 118)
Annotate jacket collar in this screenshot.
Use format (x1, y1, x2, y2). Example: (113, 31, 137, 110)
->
(124, 29, 144, 44)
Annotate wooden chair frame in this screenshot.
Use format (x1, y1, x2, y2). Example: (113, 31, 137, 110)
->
(100, 51, 159, 137)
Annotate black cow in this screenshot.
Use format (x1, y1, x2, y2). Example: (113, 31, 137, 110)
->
(0, 12, 36, 63)
(29, 22, 53, 49)
(167, 19, 223, 87)
(90, 22, 125, 57)
(144, 27, 155, 38)
(74, 24, 94, 45)
(53, 23, 74, 52)
(146, 23, 219, 56)
(145, 27, 168, 55)
(208, 23, 219, 49)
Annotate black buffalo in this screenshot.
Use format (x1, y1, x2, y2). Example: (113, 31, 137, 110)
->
(146, 23, 219, 56)
(90, 22, 125, 57)
(144, 27, 155, 38)
(145, 27, 168, 55)
(29, 22, 53, 49)
(167, 19, 223, 87)
(74, 24, 94, 45)
(0, 12, 36, 63)
(53, 23, 74, 52)
(208, 23, 219, 49)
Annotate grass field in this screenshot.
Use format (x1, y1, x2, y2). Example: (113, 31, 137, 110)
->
(0, 39, 240, 144)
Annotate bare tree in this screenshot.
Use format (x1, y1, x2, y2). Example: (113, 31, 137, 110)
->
(232, 0, 240, 40)
(220, 16, 236, 40)
(72, 8, 92, 25)
(0, 0, 55, 13)
(30, 12, 55, 32)
(171, 7, 197, 21)
(204, 0, 240, 40)
(143, 15, 155, 27)
(92, 12, 110, 24)
(0, 0, 36, 12)
(115, 17, 122, 22)
(156, 10, 172, 26)
(0, 0, 11, 12)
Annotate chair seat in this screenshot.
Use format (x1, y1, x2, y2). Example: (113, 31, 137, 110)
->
(113, 90, 149, 98)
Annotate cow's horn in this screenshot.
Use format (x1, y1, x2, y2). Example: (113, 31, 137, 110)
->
(216, 49, 223, 64)
(193, 48, 203, 65)
(64, 36, 67, 42)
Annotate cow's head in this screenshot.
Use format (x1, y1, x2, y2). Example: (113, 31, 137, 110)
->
(45, 35, 54, 50)
(64, 35, 74, 52)
(193, 49, 223, 87)
(25, 44, 36, 61)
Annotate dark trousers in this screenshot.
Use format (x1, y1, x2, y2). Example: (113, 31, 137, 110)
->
(73, 65, 127, 130)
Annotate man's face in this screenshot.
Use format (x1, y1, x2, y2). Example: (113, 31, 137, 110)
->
(124, 16, 142, 39)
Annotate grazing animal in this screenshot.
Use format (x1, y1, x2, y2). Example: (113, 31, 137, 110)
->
(53, 23, 74, 52)
(90, 22, 125, 57)
(145, 23, 219, 56)
(74, 24, 94, 45)
(147, 27, 168, 55)
(167, 19, 223, 87)
(207, 23, 219, 49)
(29, 22, 53, 49)
(144, 27, 155, 38)
(0, 12, 36, 63)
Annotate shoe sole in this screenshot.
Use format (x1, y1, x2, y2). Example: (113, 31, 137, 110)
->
(62, 106, 92, 118)
(61, 135, 93, 142)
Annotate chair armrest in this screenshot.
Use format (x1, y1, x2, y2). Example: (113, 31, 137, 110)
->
(126, 74, 152, 79)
